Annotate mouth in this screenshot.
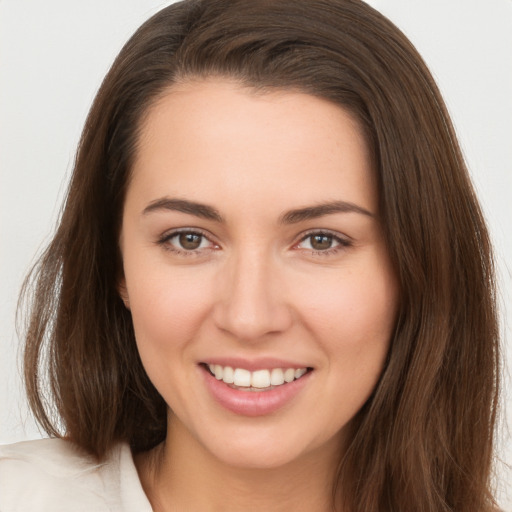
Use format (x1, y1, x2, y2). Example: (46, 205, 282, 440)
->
(201, 363, 313, 392)
(200, 361, 314, 416)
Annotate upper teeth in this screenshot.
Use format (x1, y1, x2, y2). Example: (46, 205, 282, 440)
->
(208, 364, 308, 388)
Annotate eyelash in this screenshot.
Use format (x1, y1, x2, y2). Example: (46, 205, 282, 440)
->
(295, 229, 352, 256)
(156, 228, 352, 257)
(157, 228, 218, 257)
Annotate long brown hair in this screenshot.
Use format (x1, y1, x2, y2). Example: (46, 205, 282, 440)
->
(20, 1, 500, 510)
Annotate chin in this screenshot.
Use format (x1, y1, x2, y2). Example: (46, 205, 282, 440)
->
(190, 419, 345, 472)
(219, 443, 302, 470)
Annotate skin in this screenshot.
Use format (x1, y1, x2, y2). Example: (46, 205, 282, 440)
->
(119, 79, 399, 512)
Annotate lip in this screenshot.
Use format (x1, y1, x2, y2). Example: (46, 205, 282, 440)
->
(200, 364, 312, 417)
(201, 357, 311, 372)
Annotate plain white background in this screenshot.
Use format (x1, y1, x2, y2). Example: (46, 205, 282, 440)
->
(1, 0, 511, 508)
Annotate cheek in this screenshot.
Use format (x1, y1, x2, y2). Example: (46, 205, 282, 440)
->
(295, 256, 398, 375)
(125, 266, 214, 358)
(302, 269, 396, 337)
(124, 267, 217, 411)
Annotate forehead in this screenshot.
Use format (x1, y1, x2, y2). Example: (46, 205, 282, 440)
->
(128, 79, 377, 217)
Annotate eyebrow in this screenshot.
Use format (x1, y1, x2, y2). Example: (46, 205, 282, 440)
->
(142, 197, 373, 223)
(142, 198, 224, 222)
(279, 200, 374, 224)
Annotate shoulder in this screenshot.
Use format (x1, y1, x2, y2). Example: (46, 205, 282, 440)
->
(0, 438, 151, 512)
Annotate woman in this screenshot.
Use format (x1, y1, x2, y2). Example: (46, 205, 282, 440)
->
(0, 0, 501, 511)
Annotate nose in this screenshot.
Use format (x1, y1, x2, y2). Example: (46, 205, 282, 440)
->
(212, 247, 293, 342)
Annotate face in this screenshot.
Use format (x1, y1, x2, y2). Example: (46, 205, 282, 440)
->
(119, 79, 398, 470)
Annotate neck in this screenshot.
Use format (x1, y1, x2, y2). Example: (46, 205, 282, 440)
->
(135, 415, 344, 512)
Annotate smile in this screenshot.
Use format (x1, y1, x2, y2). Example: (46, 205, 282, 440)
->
(206, 364, 310, 391)
(201, 362, 313, 416)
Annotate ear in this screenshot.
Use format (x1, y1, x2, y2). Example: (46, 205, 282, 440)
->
(118, 278, 131, 310)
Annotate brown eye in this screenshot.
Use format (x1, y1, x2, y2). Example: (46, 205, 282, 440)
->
(310, 234, 333, 250)
(179, 232, 203, 250)
(295, 231, 349, 254)
(159, 229, 216, 255)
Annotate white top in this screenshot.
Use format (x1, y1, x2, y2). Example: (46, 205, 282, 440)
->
(0, 438, 152, 511)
